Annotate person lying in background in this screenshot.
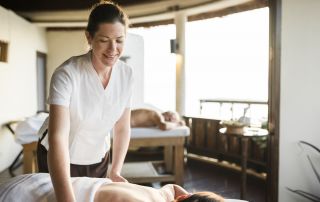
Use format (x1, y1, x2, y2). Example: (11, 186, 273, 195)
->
(0, 173, 224, 202)
(131, 108, 186, 130)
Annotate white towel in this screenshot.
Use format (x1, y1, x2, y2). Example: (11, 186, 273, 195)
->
(15, 113, 48, 144)
(0, 173, 111, 202)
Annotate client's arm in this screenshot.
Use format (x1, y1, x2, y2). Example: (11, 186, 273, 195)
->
(159, 121, 183, 130)
(159, 184, 189, 201)
(155, 113, 183, 130)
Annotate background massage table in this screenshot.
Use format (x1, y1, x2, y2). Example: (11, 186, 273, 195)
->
(121, 126, 190, 185)
(21, 126, 190, 186)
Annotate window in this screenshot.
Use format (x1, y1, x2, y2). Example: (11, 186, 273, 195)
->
(128, 8, 269, 123)
(185, 8, 269, 122)
(0, 40, 9, 63)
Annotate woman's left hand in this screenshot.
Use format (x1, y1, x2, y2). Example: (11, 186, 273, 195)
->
(108, 171, 128, 182)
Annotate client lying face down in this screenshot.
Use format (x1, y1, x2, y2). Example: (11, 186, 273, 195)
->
(94, 181, 224, 202)
(131, 109, 186, 130)
(0, 173, 224, 202)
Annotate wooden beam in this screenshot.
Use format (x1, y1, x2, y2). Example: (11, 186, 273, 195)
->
(188, 0, 268, 22)
(267, 0, 281, 201)
(130, 0, 268, 27)
(0, 0, 162, 12)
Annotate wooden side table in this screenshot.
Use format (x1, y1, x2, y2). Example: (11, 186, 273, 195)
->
(219, 127, 268, 200)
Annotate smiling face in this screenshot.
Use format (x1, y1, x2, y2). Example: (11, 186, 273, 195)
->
(86, 22, 125, 68)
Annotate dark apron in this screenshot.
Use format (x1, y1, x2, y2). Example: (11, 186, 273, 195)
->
(37, 130, 109, 178)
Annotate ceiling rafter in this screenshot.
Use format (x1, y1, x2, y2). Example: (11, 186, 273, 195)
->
(0, 0, 267, 28)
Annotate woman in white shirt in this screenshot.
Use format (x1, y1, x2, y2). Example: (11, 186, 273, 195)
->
(36, 1, 133, 201)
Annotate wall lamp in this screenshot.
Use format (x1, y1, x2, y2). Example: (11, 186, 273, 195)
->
(170, 39, 179, 53)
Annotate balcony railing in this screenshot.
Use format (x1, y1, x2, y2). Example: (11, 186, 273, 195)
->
(199, 98, 268, 122)
(184, 116, 268, 172)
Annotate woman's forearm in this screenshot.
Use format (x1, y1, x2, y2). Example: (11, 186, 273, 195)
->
(111, 127, 130, 174)
(48, 105, 74, 202)
(48, 138, 75, 202)
(110, 108, 131, 175)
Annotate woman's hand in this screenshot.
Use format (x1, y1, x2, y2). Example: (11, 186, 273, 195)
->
(108, 171, 128, 182)
(47, 105, 75, 202)
(109, 108, 131, 183)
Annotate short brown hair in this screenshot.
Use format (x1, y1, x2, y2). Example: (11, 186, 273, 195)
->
(86, 1, 129, 37)
(176, 192, 224, 202)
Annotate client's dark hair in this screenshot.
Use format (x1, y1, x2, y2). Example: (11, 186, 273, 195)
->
(86, 0, 129, 37)
(176, 192, 224, 202)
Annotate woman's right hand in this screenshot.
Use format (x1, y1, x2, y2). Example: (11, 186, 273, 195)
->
(108, 171, 128, 182)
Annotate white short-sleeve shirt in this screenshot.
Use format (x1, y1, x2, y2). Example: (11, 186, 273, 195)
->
(41, 51, 133, 165)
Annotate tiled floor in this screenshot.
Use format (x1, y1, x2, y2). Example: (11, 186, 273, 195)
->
(127, 149, 266, 201)
(184, 159, 266, 202)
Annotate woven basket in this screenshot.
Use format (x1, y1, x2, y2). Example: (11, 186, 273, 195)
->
(225, 125, 245, 135)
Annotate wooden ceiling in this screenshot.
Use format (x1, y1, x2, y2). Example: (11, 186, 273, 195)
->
(0, 0, 268, 27)
(0, 0, 161, 12)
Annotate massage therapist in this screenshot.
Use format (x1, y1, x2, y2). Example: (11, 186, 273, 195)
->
(36, 2, 133, 201)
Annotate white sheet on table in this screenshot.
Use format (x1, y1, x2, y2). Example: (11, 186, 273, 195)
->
(15, 113, 48, 144)
(130, 126, 190, 139)
(0, 174, 248, 202)
(0, 173, 111, 202)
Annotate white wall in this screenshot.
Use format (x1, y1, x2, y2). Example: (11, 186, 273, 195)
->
(46, 30, 88, 94)
(46, 31, 144, 107)
(279, 0, 320, 201)
(123, 33, 144, 107)
(0, 6, 47, 171)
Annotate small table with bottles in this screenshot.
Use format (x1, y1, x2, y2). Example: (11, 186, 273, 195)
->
(219, 127, 268, 200)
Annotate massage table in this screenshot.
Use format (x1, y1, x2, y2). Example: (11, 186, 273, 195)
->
(0, 173, 248, 202)
(122, 126, 190, 185)
(20, 126, 190, 186)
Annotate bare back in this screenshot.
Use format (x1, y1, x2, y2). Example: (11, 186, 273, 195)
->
(94, 182, 172, 202)
(130, 109, 163, 128)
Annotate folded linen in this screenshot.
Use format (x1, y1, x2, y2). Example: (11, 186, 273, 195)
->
(15, 113, 48, 144)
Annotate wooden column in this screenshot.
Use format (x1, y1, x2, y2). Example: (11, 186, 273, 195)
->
(174, 12, 187, 115)
(240, 137, 249, 200)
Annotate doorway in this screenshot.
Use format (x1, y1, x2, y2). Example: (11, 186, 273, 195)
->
(267, 0, 281, 202)
(36, 51, 47, 112)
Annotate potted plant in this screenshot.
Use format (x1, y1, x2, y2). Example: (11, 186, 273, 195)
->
(287, 141, 320, 202)
(220, 120, 247, 135)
